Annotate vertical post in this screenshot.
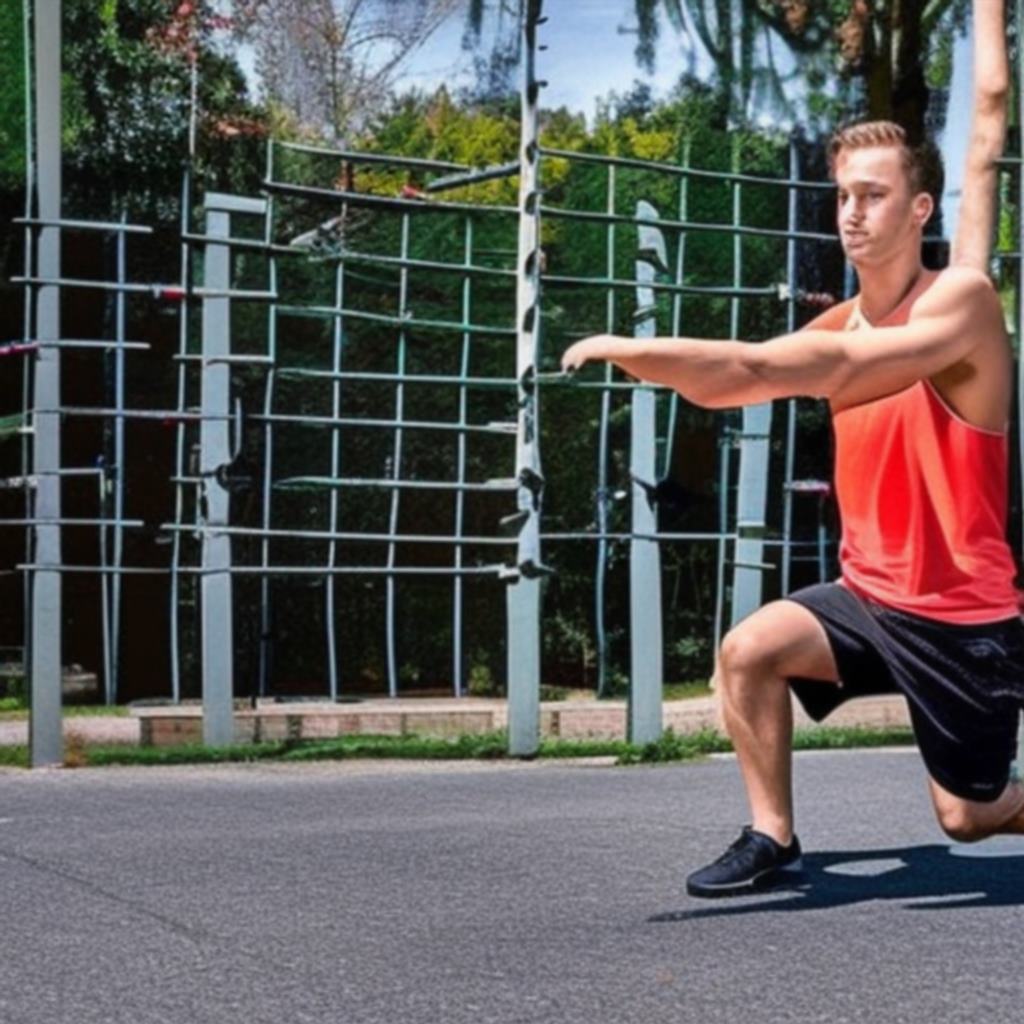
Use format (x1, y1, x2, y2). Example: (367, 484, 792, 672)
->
(258, 143, 278, 699)
(729, 143, 773, 628)
(780, 141, 799, 597)
(452, 216, 474, 696)
(385, 214, 411, 697)
(507, 0, 546, 756)
(325, 257, 344, 701)
(170, 170, 192, 704)
(107, 214, 128, 704)
(199, 193, 264, 744)
(629, 202, 665, 744)
(594, 163, 615, 696)
(29, 0, 63, 768)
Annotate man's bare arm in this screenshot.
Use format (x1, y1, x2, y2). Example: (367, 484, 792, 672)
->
(560, 269, 1000, 409)
(950, 0, 1009, 270)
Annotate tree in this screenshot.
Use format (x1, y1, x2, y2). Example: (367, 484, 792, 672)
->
(231, 0, 463, 142)
(61, 0, 265, 220)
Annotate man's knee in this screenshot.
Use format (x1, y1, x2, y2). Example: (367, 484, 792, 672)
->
(934, 801, 991, 844)
(717, 626, 775, 685)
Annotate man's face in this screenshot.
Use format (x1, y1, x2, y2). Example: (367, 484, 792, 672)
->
(834, 146, 932, 269)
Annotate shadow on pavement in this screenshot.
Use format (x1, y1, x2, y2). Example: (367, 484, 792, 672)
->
(650, 843, 1024, 921)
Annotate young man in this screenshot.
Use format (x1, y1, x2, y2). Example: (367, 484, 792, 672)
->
(560, 0, 1024, 897)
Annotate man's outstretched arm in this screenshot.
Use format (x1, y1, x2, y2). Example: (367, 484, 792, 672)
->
(560, 268, 999, 409)
(950, 0, 1009, 270)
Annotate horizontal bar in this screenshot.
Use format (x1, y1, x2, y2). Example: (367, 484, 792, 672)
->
(263, 179, 517, 217)
(1, 468, 109, 485)
(1, 517, 144, 527)
(204, 192, 268, 216)
(275, 367, 664, 393)
(33, 406, 224, 422)
(275, 303, 515, 336)
(17, 565, 171, 575)
(34, 339, 152, 351)
(252, 413, 517, 435)
(539, 146, 837, 190)
(183, 231, 517, 279)
(538, 205, 839, 243)
(536, 148, 839, 192)
(426, 161, 520, 191)
(183, 565, 508, 577)
(273, 140, 468, 172)
(274, 476, 518, 492)
(160, 524, 518, 544)
(543, 273, 779, 298)
(15, 216, 153, 234)
(0, 342, 38, 356)
(174, 353, 275, 365)
(14, 277, 277, 301)
(276, 368, 518, 388)
(16, 563, 509, 578)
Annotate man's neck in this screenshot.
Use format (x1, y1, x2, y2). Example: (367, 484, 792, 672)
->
(854, 253, 926, 325)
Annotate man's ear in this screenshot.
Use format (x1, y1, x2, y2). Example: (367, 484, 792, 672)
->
(913, 191, 935, 228)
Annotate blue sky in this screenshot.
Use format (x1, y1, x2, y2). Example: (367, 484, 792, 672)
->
(398, 0, 700, 117)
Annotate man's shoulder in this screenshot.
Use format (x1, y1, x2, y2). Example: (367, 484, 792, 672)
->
(798, 297, 858, 332)
(912, 265, 998, 316)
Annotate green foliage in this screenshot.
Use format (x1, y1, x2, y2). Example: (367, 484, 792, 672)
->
(0, 0, 27, 191)
(60, 0, 265, 220)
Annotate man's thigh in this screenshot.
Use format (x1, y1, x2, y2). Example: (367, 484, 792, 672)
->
(721, 599, 841, 683)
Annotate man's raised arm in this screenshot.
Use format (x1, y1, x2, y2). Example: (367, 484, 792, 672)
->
(559, 268, 996, 410)
(950, 0, 1009, 270)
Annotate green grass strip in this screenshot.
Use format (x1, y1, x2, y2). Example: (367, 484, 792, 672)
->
(33, 725, 915, 770)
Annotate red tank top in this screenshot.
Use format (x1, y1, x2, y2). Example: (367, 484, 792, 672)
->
(828, 297, 1020, 624)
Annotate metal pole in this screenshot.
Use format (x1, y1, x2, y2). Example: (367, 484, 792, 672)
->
(629, 202, 665, 744)
(199, 194, 267, 744)
(385, 213, 411, 698)
(108, 212, 128, 703)
(663, 138, 691, 479)
(325, 256, 345, 700)
(258, 143, 278, 698)
(507, 0, 545, 756)
(729, 139, 773, 628)
(452, 216, 474, 696)
(594, 163, 615, 696)
(169, 170, 191, 704)
(29, 0, 63, 767)
(781, 141, 799, 596)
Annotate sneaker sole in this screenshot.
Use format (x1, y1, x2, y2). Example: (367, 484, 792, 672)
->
(685, 857, 805, 899)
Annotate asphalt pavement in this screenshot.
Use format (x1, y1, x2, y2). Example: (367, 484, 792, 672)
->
(1, 750, 1022, 1024)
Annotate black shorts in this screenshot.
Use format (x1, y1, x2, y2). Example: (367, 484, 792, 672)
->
(786, 582, 1024, 803)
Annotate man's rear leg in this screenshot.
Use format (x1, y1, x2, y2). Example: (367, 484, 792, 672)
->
(928, 777, 1024, 843)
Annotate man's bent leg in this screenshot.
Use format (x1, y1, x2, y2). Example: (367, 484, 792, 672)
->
(928, 777, 1024, 843)
(716, 600, 841, 847)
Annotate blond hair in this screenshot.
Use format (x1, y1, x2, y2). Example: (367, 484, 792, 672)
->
(828, 120, 943, 205)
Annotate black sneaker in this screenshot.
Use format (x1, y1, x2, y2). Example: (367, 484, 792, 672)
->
(686, 826, 803, 898)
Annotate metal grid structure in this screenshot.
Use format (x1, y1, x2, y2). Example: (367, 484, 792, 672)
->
(4, 1, 1024, 766)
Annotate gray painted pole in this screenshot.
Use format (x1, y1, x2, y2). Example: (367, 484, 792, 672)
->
(29, 0, 63, 768)
(199, 194, 264, 744)
(628, 202, 665, 744)
(728, 146, 772, 628)
(507, 0, 545, 757)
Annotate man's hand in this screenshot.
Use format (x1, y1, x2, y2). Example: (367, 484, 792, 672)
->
(560, 334, 616, 373)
